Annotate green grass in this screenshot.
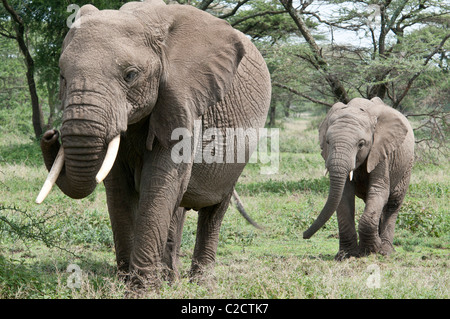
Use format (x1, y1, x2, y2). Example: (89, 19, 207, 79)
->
(0, 116, 449, 299)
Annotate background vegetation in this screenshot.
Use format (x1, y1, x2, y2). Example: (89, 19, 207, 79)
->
(0, 0, 449, 299)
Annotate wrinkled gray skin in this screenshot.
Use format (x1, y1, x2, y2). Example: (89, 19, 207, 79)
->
(40, 0, 270, 289)
(303, 97, 414, 260)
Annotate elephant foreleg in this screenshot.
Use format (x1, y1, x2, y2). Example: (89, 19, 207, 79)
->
(335, 181, 358, 260)
(358, 191, 390, 256)
(104, 161, 139, 277)
(129, 144, 192, 289)
(358, 162, 390, 256)
(189, 191, 233, 284)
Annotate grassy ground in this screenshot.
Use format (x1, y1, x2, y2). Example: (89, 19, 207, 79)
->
(0, 114, 448, 299)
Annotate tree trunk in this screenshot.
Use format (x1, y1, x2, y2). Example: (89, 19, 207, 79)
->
(279, 0, 350, 104)
(45, 80, 58, 130)
(2, 0, 44, 138)
(268, 101, 276, 127)
(284, 93, 292, 118)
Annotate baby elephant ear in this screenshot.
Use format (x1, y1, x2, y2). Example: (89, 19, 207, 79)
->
(367, 101, 409, 173)
(128, 2, 245, 150)
(318, 117, 328, 160)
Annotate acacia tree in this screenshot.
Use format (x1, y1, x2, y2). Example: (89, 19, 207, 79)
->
(274, 0, 450, 108)
(1, 0, 44, 138)
(1, 0, 448, 139)
(0, 0, 126, 138)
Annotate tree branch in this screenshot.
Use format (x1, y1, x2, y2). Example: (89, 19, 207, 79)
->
(273, 82, 333, 107)
(218, 0, 252, 19)
(279, 0, 350, 104)
(0, 30, 16, 39)
(0, 22, 16, 39)
(231, 10, 288, 27)
(198, 0, 215, 11)
(393, 33, 450, 108)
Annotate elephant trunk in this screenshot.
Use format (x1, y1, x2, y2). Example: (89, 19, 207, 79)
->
(60, 121, 106, 199)
(37, 103, 121, 203)
(303, 161, 351, 239)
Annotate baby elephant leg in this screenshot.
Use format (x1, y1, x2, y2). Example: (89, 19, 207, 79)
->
(379, 175, 410, 255)
(335, 181, 358, 260)
(358, 189, 389, 256)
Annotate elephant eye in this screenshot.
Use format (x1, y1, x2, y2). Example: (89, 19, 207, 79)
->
(124, 69, 139, 83)
(358, 140, 365, 149)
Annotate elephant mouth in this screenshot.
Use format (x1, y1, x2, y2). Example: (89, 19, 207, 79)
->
(35, 134, 121, 204)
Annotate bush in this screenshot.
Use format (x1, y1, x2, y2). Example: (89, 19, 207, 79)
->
(397, 200, 449, 237)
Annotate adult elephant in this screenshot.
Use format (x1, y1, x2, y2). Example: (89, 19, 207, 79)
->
(36, 0, 271, 289)
(303, 97, 414, 260)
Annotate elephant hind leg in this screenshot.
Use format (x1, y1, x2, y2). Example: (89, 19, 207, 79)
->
(379, 170, 411, 256)
(162, 207, 187, 283)
(379, 187, 408, 255)
(189, 192, 233, 284)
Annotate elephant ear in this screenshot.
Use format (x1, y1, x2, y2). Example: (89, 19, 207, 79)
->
(366, 99, 409, 173)
(319, 102, 346, 160)
(124, 0, 245, 150)
(318, 118, 327, 160)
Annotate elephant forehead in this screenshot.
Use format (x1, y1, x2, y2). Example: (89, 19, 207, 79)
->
(60, 14, 149, 75)
(65, 11, 146, 53)
(329, 111, 371, 128)
(80, 10, 144, 34)
(347, 97, 374, 109)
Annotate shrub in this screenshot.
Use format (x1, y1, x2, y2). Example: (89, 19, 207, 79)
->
(397, 200, 449, 237)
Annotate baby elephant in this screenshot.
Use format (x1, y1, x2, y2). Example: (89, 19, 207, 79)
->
(304, 97, 414, 259)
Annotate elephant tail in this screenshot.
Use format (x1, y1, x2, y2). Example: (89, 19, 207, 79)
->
(232, 189, 264, 230)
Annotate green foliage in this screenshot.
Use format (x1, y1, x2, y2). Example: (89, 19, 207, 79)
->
(255, 0, 449, 131)
(1, 0, 448, 148)
(0, 37, 33, 136)
(397, 182, 450, 237)
(397, 200, 449, 237)
(0, 140, 42, 166)
(236, 178, 329, 196)
(0, 254, 59, 298)
(0, 0, 129, 135)
(0, 0, 448, 299)
(0, 205, 57, 248)
(0, 37, 28, 105)
(227, 0, 304, 41)
(60, 208, 113, 248)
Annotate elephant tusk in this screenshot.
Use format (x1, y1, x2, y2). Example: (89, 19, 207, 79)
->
(95, 135, 120, 184)
(323, 168, 328, 176)
(36, 147, 65, 204)
(349, 170, 353, 181)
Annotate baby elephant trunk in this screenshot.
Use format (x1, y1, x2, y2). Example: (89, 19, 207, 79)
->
(303, 168, 348, 239)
